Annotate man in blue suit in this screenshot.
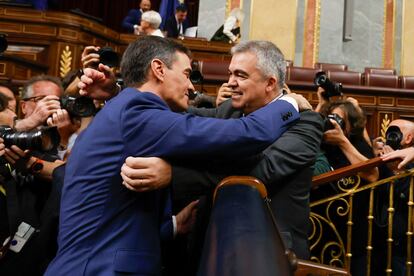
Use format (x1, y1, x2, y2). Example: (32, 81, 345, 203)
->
(122, 0, 152, 33)
(45, 36, 301, 275)
(163, 3, 189, 38)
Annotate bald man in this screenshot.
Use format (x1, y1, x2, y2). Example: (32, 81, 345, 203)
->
(374, 119, 414, 275)
(0, 85, 17, 113)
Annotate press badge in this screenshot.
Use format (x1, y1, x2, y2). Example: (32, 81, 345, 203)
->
(9, 222, 36, 253)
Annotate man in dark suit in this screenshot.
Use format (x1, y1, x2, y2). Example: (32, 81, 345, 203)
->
(122, 0, 152, 33)
(121, 41, 324, 264)
(163, 3, 189, 38)
(45, 37, 301, 275)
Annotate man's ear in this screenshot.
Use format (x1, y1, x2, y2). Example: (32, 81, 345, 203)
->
(405, 133, 413, 146)
(150, 59, 165, 82)
(265, 76, 277, 94)
(20, 101, 27, 117)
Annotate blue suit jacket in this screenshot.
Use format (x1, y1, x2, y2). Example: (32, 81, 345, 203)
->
(163, 16, 189, 38)
(122, 9, 142, 33)
(45, 88, 298, 276)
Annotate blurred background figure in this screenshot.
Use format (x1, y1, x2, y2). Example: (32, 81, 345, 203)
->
(122, 0, 152, 33)
(0, 85, 17, 114)
(211, 8, 244, 44)
(139, 10, 164, 37)
(163, 3, 189, 39)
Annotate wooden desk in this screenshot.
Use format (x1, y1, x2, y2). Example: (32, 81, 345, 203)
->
(0, 5, 231, 84)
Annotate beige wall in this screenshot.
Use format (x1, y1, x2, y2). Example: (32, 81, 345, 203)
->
(249, 0, 298, 60)
(401, 0, 414, 75)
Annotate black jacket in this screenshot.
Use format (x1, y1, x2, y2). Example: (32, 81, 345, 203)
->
(172, 99, 324, 259)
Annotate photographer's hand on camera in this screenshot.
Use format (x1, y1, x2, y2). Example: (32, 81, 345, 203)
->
(0, 139, 5, 157)
(81, 46, 101, 69)
(15, 95, 61, 131)
(4, 145, 31, 172)
(315, 87, 329, 113)
(78, 65, 119, 100)
(323, 119, 348, 146)
(47, 109, 77, 150)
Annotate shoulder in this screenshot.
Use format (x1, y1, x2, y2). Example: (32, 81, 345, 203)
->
(104, 88, 168, 113)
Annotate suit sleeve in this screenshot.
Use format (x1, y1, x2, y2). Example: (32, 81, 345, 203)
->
(249, 111, 324, 186)
(122, 10, 140, 33)
(121, 97, 299, 158)
(164, 18, 176, 38)
(188, 106, 218, 117)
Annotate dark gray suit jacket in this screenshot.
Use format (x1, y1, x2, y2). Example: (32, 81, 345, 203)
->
(172, 99, 324, 259)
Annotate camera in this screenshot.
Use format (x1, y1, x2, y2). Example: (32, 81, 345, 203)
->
(190, 70, 203, 84)
(314, 72, 343, 99)
(0, 33, 8, 54)
(385, 125, 403, 150)
(95, 47, 120, 68)
(60, 96, 97, 118)
(0, 126, 60, 151)
(324, 113, 345, 131)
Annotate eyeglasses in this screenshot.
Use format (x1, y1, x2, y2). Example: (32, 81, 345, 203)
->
(22, 95, 47, 102)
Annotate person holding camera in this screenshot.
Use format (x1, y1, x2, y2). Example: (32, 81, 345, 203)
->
(369, 119, 414, 275)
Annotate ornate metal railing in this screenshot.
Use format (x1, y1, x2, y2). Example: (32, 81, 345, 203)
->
(310, 158, 414, 276)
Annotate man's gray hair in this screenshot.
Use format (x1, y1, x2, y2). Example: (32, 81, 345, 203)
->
(21, 75, 63, 99)
(141, 11, 162, 29)
(231, 40, 286, 88)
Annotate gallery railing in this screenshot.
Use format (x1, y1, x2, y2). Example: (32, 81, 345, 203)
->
(310, 157, 413, 276)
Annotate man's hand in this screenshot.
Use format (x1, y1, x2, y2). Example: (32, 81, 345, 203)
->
(314, 87, 329, 113)
(4, 145, 31, 172)
(216, 83, 232, 106)
(176, 200, 199, 235)
(286, 93, 312, 111)
(81, 46, 100, 69)
(121, 157, 172, 192)
(78, 64, 118, 100)
(47, 109, 78, 148)
(0, 139, 5, 156)
(372, 137, 385, 156)
(25, 95, 61, 127)
(382, 147, 414, 170)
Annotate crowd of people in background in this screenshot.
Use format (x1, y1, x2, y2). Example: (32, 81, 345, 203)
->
(122, 0, 189, 39)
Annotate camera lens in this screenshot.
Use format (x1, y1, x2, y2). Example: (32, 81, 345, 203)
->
(0, 126, 60, 151)
(97, 47, 119, 68)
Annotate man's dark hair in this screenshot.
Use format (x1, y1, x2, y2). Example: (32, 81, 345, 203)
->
(121, 36, 191, 87)
(0, 93, 9, 112)
(176, 3, 187, 12)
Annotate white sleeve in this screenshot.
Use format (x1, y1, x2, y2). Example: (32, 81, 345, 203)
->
(223, 16, 238, 42)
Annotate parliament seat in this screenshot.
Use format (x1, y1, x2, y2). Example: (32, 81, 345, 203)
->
(315, 62, 348, 71)
(400, 76, 414, 89)
(365, 73, 399, 88)
(327, 70, 364, 86)
(364, 67, 396, 75)
(287, 67, 322, 83)
(199, 60, 230, 83)
(286, 60, 294, 67)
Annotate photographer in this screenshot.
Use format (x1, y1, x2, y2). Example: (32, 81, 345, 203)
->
(371, 119, 414, 275)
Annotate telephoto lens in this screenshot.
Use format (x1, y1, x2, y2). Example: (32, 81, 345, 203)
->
(0, 126, 60, 151)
